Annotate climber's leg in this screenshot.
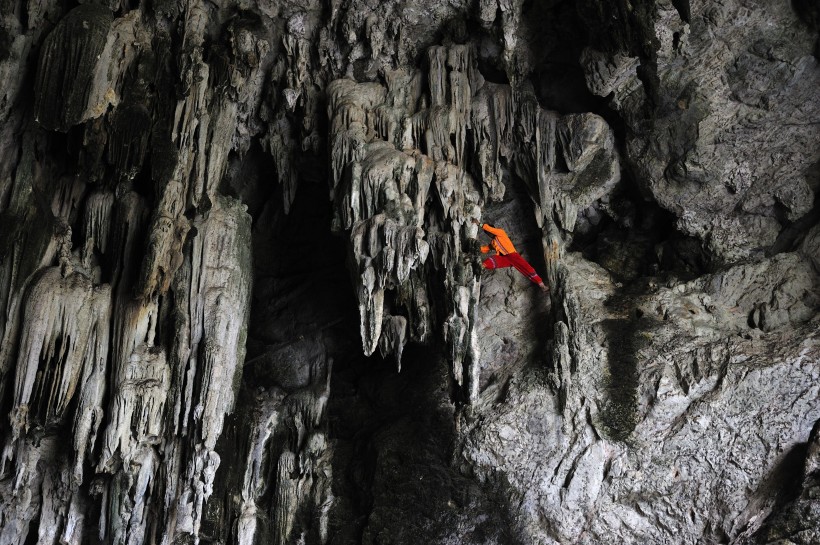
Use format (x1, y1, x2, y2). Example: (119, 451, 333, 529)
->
(507, 252, 544, 286)
(482, 254, 514, 270)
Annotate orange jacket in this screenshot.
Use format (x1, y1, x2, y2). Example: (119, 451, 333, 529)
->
(480, 224, 517, 255)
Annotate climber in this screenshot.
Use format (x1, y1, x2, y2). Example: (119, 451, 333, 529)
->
(472, 218, 549, 292)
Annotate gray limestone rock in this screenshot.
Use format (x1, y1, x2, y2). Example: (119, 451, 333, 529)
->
(463, 251, 820, 544)
(580, 0, 820, 266)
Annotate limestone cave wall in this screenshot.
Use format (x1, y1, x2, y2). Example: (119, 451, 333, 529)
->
(0, 0, 818, 543)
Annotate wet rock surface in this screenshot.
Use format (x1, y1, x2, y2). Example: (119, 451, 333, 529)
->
(0, 0, 818, 544)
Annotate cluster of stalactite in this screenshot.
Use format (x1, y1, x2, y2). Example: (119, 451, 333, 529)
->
(326, 43, 621, 403)
(0, 1, 337, 543)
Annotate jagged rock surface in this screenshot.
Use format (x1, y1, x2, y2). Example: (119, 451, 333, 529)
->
(463, 250, 820, 544)
(0, 0, 818, 544)
(580, 0, 820, 266)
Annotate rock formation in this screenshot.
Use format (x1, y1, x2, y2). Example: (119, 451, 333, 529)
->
(0, 0, 817, 543)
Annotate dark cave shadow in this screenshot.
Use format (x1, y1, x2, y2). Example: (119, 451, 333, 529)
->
(326, 343, 521, 545)
(728, 440, 810, 541)
(599, 291, 643, 443)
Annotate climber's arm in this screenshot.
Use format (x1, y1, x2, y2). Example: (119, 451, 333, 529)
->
(481, 223, 506, 237)
(480, 245, 490, 253)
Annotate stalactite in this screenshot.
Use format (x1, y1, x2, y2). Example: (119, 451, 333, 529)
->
(396, 270, 433, 343)
(98, 341, 169, 473)
(83, 10, 145, 123)
(273, 450, 298, 545)
(0, 262, 111, 545)
(378, 314, 408, 370)
(326, 45, 491, 394)
(33, 5, 113, 131)
(4, 267, 110, 463)
(83, 189, 115, 256)
(136, 0, 257, 299)
(100, 447, 160, 545)
(137, 180, 191, 299)
(349, 215, 429, 358)
(159, 195, 251, 543)
(234, 356, 332, 545)
(236, 389, 284, 545)
(428, 46, 449, 108)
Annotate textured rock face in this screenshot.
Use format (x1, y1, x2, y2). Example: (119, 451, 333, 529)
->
(580, 0, 820, 266)
(464, 251, 820, 544)
(0, 1, 818, 545)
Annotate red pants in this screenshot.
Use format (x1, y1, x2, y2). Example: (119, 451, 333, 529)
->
(483, 252, 543, 285)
